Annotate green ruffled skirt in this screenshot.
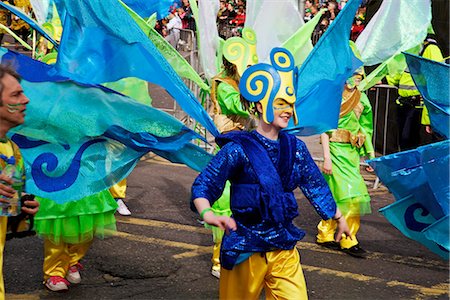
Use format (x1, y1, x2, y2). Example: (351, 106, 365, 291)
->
(323, 143, 371, 217)
(34, 190, 118, 244)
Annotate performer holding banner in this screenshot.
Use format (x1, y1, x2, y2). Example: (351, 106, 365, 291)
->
(192, 48, 350, 299)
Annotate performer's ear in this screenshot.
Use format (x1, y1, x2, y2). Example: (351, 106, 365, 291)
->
(256, 102, 263, 114)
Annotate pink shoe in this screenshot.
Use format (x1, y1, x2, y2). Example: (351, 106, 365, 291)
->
(45, 276, 70, 292)
(66, 262, 84, 284)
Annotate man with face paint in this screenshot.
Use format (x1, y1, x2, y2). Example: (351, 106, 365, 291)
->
(191, 48, 350, 299)
(0, 64, 39, 299)
(317, 69, 374, 258)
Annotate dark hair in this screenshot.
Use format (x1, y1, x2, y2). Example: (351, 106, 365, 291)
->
(0, 64, 21, 106)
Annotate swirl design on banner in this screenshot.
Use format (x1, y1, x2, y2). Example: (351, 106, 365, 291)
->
(31, 138, 105, 192)
(404, 203, 432, 232)
(11, 134, 50, 149)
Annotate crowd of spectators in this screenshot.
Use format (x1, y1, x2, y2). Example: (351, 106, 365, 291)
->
(304, 0, 367, 44)
(217, 0, 247, 39)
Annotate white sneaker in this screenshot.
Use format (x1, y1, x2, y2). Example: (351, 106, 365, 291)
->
(211, 268, 220, 279)
(116, 199, 131, 216)
(66, 263, 82, 284)
(45, 276, 69, 292)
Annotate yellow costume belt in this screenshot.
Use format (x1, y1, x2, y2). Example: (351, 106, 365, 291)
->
(327, 129, 365, 148)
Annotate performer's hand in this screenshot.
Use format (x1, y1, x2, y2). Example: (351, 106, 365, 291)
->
(0, 174, 15, 200)
(323, 158, 333, 175)
(425, 125, 433, 134)
(334, 217, 351, 242)
(21, 199, 39, 216)
(203, 212, 237, 234)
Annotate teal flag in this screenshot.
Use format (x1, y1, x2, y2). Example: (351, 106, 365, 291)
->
(53, 0, 218, 137)
(1, 48, 212, 202)
(287, 0, 362, 136)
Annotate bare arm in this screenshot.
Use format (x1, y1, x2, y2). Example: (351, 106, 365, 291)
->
(193, 197, 236, 234)
(321, 133, 332, 175)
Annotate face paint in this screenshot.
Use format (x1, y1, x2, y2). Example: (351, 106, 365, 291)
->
(6, 103, 22, 113)
(273, 99, 293, 115)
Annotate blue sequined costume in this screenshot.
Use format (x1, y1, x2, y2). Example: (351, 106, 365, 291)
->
(191, 130, 336, 270)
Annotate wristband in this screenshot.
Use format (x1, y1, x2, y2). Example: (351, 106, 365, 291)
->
(200, 207, 212, 219)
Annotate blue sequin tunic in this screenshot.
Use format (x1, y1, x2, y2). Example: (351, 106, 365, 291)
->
(191, 130, 336, 269)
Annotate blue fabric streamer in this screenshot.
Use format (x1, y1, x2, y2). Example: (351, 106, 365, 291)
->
(0, 49, 212, 202)
(52, 0, 218, 137)
(404, 53, 449, 138)
(122, 0, 173, 19)
(369, 140, 449, 258)
(287, 0, 363, 136)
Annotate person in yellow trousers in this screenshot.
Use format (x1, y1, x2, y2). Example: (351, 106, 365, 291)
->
(317, 69, 374, 258)
(0, 64, 39, 299)
(191, 48, 350, 299)
(109, 178, 131, 215)
(35, 190, 117, 292)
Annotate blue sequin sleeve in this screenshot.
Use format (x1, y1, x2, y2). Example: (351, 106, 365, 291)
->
(191, 142, 245, 206)
(294, 139, 336, 220)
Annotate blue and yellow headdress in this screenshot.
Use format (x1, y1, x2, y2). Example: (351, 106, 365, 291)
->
(239, 47, 298, 125)
(222, 28, 258, 76)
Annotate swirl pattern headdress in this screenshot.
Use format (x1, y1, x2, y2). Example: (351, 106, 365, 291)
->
(239, 47, 298, 125)
(222, 28, 258, 77)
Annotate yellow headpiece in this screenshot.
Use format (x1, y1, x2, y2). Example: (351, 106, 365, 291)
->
(239, 47, 298, 125)
(222, 28, 258, 77)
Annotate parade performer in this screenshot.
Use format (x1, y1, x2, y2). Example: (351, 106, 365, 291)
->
(10, 0, 31, 50)
(110, 179, 131, 216)
(35, 191, 117, 292)
(192, 48, 350, 299)
(0, 64, 39, 299)
(207, 28, 258, 279)
(317, 69, 374, 258)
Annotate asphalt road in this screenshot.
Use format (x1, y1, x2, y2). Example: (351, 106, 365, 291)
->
(3, 155, 449, 300)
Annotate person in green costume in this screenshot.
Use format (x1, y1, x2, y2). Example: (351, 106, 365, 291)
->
(207, 28, 258, 278)
(35, 191, 117, 292)
(316, 69, 374, 258)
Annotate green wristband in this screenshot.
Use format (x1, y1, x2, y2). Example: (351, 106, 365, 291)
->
(200, 207, 212, 219)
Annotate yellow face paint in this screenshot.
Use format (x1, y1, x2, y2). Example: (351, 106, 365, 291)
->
(273, 99, 294, 114)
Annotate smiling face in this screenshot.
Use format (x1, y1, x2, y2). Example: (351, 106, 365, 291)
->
(271, 98, 293, 129)
(0, 73, 29, 129)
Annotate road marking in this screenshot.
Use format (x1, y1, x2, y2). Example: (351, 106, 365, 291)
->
(114, 231, 210, 252)
(117, 217, 447, 270)
(303, 265, 449, 298)
(112, 230, 449, 298)
(5, 294, 39, 300)
(117, 216, 209, 234)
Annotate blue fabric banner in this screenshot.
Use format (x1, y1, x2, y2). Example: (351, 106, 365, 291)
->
(380, 195, 449, 259)
(1, 48, 212, 203)
(52, 0, 218, 137)
(404, 53, 449, 138)
(122, 0, 174, 19)
(287, 0, 362, 136)
(369, 140, 449, 258)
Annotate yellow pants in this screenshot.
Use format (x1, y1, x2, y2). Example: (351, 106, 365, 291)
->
(316, 214, 360, 249)
(212, 242, 221, 272)
(109, 178, 127, 199)
(220, 248, 307, 300)
(43, 238, 92, 280)
(0, 217, 6, 300)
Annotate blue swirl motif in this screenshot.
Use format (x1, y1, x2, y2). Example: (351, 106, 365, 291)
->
(11, 134, 71, 150)
(239, 63, 280, 123)
(404, 203, 432, 232)
(32, 138, 106, 192)
(11, 134, 50, 149)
